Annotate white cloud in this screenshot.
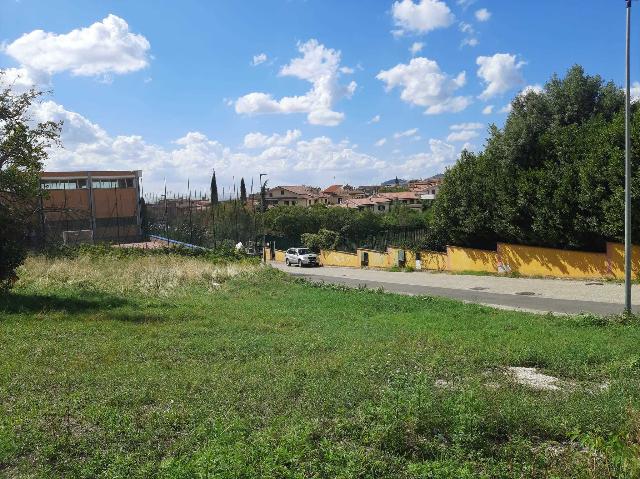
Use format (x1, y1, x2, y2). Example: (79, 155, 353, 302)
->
(459, 21, 478, 47)
(397, 138, 457, 177)
(243, 129, 301, 149)
(476, 53, 525, 100)
(392, 0, 455, 36)
(4, 14, 150, 78)
(482, 104, 494, 114)
(394, 128, 419, 139)
(367, 114, 381, 124)
(456, 0, 476, 9)
(35, 101, 391, 192)
(235, 39, 356, 126)
(0, 67, 46, 92)
(521, 83, 543, 95)
(410, 42, 424, 56)
(446, 122, 483, 142)
(631, 81, 640, 102)
(459, 22, 474, 34)
(375, 138, 387, 147)
(377, 57, 471, 114)
(446, 130, 478, 142)
(475, 8, 491, 22)
(252, 53, 267, 66)
(449, 122, 483, 130)
(500, 103, 512, 113)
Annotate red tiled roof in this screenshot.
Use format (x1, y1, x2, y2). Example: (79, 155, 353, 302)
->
(339, 196, 392, 208)
(271, 185, 328, 198)
(323, 184, 343, 194)
(375, 192, 421, 200)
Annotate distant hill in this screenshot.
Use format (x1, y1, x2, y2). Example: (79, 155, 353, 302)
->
(381, 178, 408, 186)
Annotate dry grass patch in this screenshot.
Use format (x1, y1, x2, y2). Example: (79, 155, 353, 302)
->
(15, 254, 262, 296)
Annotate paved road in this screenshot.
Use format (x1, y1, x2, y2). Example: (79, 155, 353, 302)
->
(273, 263, 639, 316)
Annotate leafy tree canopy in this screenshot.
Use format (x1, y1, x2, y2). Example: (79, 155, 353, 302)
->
(432, 65, 637, 251)
(0, 75, 61, 286)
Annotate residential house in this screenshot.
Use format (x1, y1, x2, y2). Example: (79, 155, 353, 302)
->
(408, 176, 443, 200)
(265, 185, 329, 207)
(376, 191, 424, 210)
(322, 184, 366, 205)
(339, 196, 392, 213)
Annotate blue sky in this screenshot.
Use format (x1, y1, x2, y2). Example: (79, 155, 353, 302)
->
(0, 0, 633, 194)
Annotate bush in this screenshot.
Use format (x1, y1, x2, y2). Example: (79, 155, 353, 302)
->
(42, 242, 254, 263)
(0, 220, 28, 290)
(301, 229, 340, 251)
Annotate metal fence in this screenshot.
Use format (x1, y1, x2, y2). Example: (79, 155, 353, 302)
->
(144, 192, 263, 249)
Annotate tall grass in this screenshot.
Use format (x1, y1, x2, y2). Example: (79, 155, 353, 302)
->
(16, 254, 262, 296)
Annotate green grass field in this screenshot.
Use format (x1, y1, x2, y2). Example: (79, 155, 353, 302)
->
(1, 253, 640, 478)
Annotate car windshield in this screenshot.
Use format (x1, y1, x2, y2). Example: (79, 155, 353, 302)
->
(297, 249, 310, 255)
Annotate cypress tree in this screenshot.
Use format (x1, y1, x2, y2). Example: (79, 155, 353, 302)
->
(240, 178, 247, 204)
(260, 180, 268, 213)
(210, 170, 219, 206)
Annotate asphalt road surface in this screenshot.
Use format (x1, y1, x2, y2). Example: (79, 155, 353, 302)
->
(273, 263, 638, 316)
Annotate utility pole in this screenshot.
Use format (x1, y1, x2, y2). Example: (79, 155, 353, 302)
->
(625, 0, 633, 313)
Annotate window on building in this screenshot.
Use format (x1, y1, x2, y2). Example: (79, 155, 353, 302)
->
(378, 205, 385, 211)
(284, 200, 289, 206)
(41, 179, 87, 190)
(92, 178, 135, 189)
(281, 189, 285, 195)
(291, 200, 296, 205)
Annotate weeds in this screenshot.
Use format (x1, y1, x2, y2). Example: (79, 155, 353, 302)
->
(15, 254, 262, 296)
(2, 257, 640, 477)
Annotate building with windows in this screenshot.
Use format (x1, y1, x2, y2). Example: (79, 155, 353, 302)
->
(38, 170, 142, 244)
(408, 176, 443, 200)
(339, 196, 392, 213)
(322, 184, 366, 205)
(265, 185, 330, 207)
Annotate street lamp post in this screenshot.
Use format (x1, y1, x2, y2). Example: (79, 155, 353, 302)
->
(625, 0, 633, 313)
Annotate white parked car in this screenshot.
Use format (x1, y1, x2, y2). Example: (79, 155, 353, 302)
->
(285, 247, 318, 267)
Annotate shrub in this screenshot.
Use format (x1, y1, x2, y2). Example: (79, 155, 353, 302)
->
(301, 229, 340, 251)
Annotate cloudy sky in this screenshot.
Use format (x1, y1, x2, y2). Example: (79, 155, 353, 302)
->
(0, 0, 630, 195)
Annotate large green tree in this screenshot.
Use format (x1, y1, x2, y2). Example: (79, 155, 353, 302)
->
(0, 78, 61, 287)
(432, 65, 638, 251)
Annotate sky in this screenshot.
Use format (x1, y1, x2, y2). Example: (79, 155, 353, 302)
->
(0, 0, 634, 195)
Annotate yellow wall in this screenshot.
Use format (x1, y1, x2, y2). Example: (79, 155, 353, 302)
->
(318, 250, 360, 268)
(607, 242, 640, 280)
(266, 241, 640, 281)
(498, 243, 608, 279)
(420, 251, 449, 271)
(447, 246, 498, 273)
(358, 249, 390, 268)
